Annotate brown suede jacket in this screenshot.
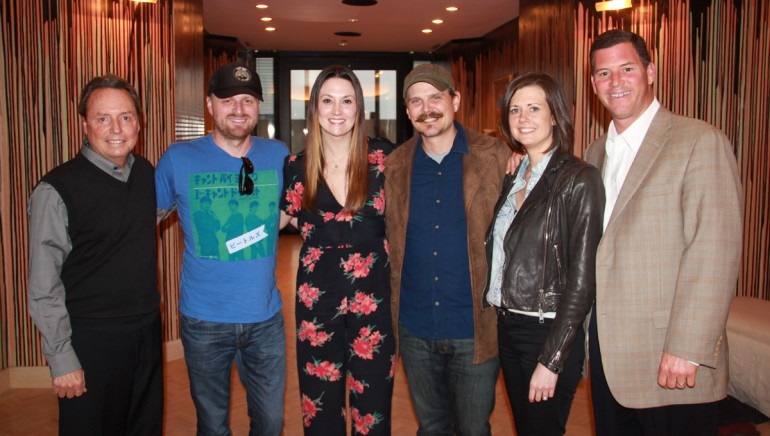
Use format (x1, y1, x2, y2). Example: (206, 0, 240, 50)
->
(384, 125, 511, 364)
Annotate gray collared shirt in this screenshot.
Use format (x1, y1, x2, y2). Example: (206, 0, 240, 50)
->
(27, 142, 135, 377)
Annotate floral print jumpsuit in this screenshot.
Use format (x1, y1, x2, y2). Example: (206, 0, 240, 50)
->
(282, 139, 395, 435)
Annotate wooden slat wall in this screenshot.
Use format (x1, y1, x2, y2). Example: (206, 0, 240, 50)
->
(573, 0, 769, 300)
(451, 22, 518, 134)
(0, 0, 204, 371)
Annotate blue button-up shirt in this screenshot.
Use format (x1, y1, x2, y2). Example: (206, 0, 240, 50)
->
(399, 123, 474, 340)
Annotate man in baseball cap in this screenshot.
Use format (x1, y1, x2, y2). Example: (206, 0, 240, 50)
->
(402, 63, 456, 98)
(156, 60, 289, 434)
(208, 61, 264, 101)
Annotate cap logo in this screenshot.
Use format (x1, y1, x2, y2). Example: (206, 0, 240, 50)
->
(233, 66, 252, 82)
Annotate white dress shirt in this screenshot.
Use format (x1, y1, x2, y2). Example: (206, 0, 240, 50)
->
(602, 98, 661, 230)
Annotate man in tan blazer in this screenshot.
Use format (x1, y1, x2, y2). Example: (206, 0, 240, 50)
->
(584, 30, 742, 435)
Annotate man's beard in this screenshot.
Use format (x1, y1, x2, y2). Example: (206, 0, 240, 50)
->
(215, 116, 257, 140)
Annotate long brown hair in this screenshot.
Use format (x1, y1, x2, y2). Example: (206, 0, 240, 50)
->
(303, 64, 369, 213)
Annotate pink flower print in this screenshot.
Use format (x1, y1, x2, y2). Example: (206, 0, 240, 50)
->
(289, 155, 298, 162)
(367, 188, 385, 215)
(348, 291, 381, 317)
(388, 354, 396, 380)
(305, 358, 342, 381)
(298, 282, 323, 309)
(310, 330, 332, 347)
(351, 407, 383, 435)
(321, 211, 336, 222)
(374, 189, 385, 215)
(297, 318, 333, 347)
(333, 297, 349, 319)
(285, 182, 304, 215)
(301, 247, 323, 273)
(335, 210, 355, 222)
(351, 325, 385, 360)
(301, 393, 323, 428)
(347, 372, 370, 396)
(352, 336, 374, 360)
(300, 222, 315, 239)
(368, 149, 387, 174)
(340, 252, 378, 282)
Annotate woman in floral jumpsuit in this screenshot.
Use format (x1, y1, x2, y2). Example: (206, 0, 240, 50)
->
(282, 64, 395, 436)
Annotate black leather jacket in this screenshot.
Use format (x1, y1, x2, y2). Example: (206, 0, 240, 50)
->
(484, 150, 605, 373)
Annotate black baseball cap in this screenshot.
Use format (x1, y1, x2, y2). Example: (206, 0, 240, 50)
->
(208, 61, 263, 101)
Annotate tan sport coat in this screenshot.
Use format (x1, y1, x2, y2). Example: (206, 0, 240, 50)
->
(384, 126, 511, 364)
(584, 107, 742, 408)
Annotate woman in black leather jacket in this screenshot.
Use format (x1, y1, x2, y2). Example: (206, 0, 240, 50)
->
(484, 72, 604, 436)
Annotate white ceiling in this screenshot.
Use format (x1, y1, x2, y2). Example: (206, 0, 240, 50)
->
(202, 0, 519, 52)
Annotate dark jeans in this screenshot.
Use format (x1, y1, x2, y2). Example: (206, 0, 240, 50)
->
(181, 311, 286, 436)
(497, 311, 584, 436)
(588, 306, 718, 436)
(59, 312, 163, 436)
(398, 324, 499, 436)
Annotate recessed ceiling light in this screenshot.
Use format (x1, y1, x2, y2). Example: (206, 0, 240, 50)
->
(432, 19, 444, 24)
(339, 40, 349, 46)
(261, 17, 272, 21)
(348, 18, 359, 22)
(335, 31, 362, 37)
(422, 28, 433, 34)
(256, 4, 268, 8)
(342, 0, 377, 5)
(265, 27, 276, 31)
(446, 6, 459, 12)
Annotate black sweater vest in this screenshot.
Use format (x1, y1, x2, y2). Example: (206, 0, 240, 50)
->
(42, 153, 159, 319)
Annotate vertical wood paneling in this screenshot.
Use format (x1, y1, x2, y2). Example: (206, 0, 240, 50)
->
(571, 0, 770, 300)
(449, 21, 518, 134)
(0, 0, 199, 371)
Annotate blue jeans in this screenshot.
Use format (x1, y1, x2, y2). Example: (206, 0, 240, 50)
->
(181, 311, 286, 436)
(398, 324, 499, 436)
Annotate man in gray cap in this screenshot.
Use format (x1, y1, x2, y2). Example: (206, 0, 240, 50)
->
(156, 61, 289, 435)
(384, 63, 511, 435)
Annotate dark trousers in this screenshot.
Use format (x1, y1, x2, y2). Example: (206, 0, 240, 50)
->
(588, 307, 718, 436)
(59, 312, 163, 436)
(497, 311, 584, 436)
(296, 292, 394, 436)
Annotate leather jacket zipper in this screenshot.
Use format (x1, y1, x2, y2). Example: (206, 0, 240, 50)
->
(554, 243, 562, 285)
(538, 185, 555, 324)
(538, 288, 545, 323)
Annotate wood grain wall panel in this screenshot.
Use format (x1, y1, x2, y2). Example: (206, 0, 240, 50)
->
(517, 1, 575, 111)
(573, 0, 769, 300)
(448, 20, 517, 135)
(0, 0, 201, 371)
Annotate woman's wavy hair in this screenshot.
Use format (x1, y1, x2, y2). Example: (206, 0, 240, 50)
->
(499, 72, 574, 156)
(303, 64, 369, 213)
